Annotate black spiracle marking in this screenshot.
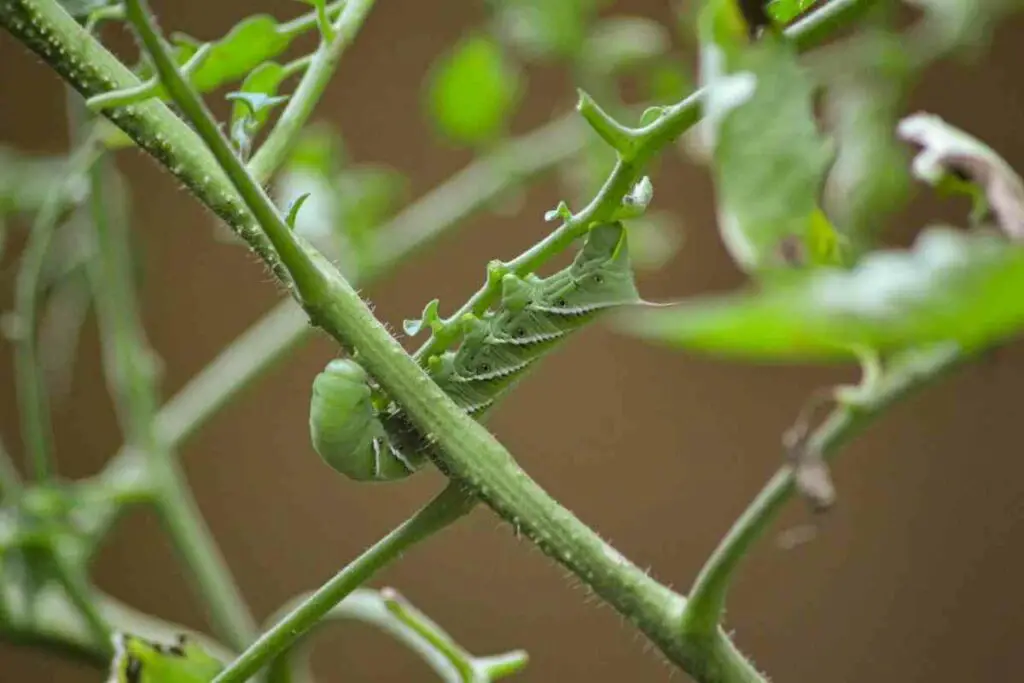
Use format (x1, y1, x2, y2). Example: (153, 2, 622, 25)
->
(125, 657, 143, 683)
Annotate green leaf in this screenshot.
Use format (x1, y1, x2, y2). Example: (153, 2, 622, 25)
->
(403, 299, 442, 337)
(823, 30, 913, 252)
(284, 123, 347, 177)
(285, 192, 311, 229)
(544, 200, 572, 223)
(615, 227, 1024, 361)
(698, 6, 836, 273)
(169, 16, 294, 94)
(427, 34, 522, 146)
(644, 60, 693, 104)
(581, 16, 670, 75)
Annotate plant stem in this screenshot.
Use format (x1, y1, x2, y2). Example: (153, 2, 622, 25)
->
(247, 0, 378, 185)
(12, 135, 100, 481)
(212, 482, 476, 683)
(85, 136, 256, 648)
(0, 435, 22, 500)
(277, 0, 346, 41)
(680, 343, 964, 637)
(48, 549, 112, 653)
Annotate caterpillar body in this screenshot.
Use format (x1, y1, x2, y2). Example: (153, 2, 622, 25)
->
(107, 632, 223, 683)
(310, 221, 642, 482)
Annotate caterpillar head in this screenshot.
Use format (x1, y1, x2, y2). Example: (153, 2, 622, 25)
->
(550, 222, 640, 311)
(107, 632, 223, 683)
(310, 359, 409, 481)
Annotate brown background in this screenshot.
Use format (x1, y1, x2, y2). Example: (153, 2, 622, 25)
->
(3, 1, 1024, 681)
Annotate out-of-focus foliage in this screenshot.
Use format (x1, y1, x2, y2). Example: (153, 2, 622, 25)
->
(698, 0, 843, 275)
(617, 227, 1024, 360)
(273, 125, 406, 277)
(426, 33, 523, 146)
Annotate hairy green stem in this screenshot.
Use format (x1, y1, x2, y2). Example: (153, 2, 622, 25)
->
(213, 483, 476, 683)
(681, 344, 964, 637)
(247, 0, 378, 184)
(86, 137, 256, 648)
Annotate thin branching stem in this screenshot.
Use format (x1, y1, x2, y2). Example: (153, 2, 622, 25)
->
(85, 137, 256, 648)
(247, 0, 378, 184)
(681, 344, 964, 636)
(212, 482, 476, 683)
(0, 435, 22, 500)
(12, 134, 101, 481)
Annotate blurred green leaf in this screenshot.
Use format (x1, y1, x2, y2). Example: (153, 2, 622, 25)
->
(284, 123, 347, 177)
(0, 147, 88, 217)
(491, 0, 606, 61)
(336, 165, 407, 250)
(644, 60, 693, 104)
(185, 16, 294, 92)
(581, 16, 671, 75)
(131, 15, 296, 95)
(274, 125, 405, 269)
(625, 212, 684, 272)
(824, 72, 911, 252)
(427, 34, 522, 146)
(911, 0, 1024, 51)
(615, 226, 1024, 361)
(766, 0, 816, 23)
(699, 0, 837, 273)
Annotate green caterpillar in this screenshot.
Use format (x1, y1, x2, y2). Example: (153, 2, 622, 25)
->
(309, 221, 641, 482)
(107, 632, 223, 683)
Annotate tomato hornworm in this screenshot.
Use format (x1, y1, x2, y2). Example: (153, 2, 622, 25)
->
(309, 221, 642, 481)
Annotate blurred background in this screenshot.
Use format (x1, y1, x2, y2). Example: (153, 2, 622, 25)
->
(2, 1, 1024, 681)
